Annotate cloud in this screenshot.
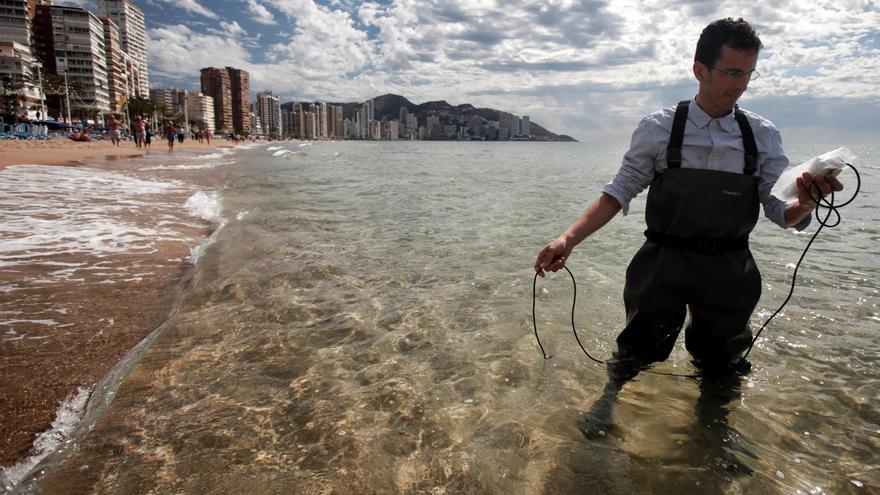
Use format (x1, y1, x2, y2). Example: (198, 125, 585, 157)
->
(162, 0, 218, 19)
(147, 24, 252, 81)
(263, 0, 374, 74)
(247, 0, 278, 26)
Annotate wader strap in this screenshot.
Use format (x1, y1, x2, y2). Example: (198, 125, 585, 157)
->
(645, 229, 749, 254)
(734, 106, 759, 176)
(666, 100, 690, 168)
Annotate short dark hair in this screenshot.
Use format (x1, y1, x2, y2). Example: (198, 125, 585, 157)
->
(695, 18, 763, 67)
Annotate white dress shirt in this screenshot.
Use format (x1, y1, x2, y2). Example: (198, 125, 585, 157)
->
(602, 99, 806, 230)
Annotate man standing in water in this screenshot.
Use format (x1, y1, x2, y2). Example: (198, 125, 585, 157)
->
(534, 18, 842, 437)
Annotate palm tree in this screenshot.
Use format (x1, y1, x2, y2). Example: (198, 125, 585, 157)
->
(126, 96, 156, 120)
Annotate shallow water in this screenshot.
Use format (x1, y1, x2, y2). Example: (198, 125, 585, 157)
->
(14, 140, 880, 493)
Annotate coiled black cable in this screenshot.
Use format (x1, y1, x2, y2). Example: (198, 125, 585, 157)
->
(532, 163, 861, 371)
(742, 163, 861, 360)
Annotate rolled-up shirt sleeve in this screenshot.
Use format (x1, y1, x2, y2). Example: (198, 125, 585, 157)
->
(601, 115, 659, 215)
(757, 124, 810, 230)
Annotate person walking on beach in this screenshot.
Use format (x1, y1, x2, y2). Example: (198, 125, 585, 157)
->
(534, 18, 843, 445)
(133, 116, 146, 148)
(108, 115, 121, 147)
(164, 121, 177, 151)
(145, 127, 152, 148)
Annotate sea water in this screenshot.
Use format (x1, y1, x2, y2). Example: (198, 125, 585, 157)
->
(8, 140, 880, 494)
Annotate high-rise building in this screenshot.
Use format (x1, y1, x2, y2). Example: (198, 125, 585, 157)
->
(304, 110, 316, 140)
(332, 105, 343, 139)
(256, 90, 280, 139)
(427, 114, 441, 140)
(318, 101, 328, 138)
(355, 99, 375, 139)
(250, 108, 262, 137)
(149, 87, 186, 119)
(399, 106, 408, 127)
(292, 102, 304, 139)
(521, 115, 530, 137)
(0, 0, 36, 47)
(406, 113, 417, 139)
(385, 120, 400, 140)
(101, 18, 136, 112)
(37, 5, 111, 119)
(97, 0, 147, 96)
(0, 41, 43, 119)
(186, 92, 214, 133)
(227, 67, 249, 135)
(281, 108, 294, 138)
(200, 67, 232, 134)
(0, 2, 45, 120)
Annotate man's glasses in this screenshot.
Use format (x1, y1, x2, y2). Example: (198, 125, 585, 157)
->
(710, 66, 760, 81)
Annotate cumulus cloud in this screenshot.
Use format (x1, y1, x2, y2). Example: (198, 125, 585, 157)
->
(147, 24, 252, 80)
(163, 0, 218, 19)
(247, 0, 278, 26)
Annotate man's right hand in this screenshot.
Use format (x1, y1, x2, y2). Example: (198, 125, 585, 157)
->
(535, 237, 573, 278)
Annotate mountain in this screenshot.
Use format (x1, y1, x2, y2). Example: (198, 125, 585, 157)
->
(281, 93, 576, 141)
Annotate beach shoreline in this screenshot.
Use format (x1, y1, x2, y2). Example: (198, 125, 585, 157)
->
(0, 138, 234, 169)
(0, 139, 230, 475)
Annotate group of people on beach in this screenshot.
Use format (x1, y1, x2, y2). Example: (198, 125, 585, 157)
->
(66, 114, 219, 151)
(159, 120, 212, 150)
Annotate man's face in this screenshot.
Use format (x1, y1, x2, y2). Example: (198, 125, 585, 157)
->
(696, 44, 758, 113)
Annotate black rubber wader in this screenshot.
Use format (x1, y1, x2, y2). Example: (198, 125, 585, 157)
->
(616, 101, 761, 371)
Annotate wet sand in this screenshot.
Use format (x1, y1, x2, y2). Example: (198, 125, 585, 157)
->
(0, 249, 193, 467)
(0, 141, 226, 469)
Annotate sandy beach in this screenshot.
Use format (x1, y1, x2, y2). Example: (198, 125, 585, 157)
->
(0, 137, 233, 169)
(0, 137, 232, 470)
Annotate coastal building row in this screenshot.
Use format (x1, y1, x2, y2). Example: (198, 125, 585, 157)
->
(0, 0, 149, 122)
(258, 98, 533, 142)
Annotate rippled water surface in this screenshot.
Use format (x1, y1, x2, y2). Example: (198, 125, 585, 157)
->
(21, 141, 880, 494)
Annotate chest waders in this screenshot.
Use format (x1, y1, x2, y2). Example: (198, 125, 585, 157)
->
(616, 100, 761, 372)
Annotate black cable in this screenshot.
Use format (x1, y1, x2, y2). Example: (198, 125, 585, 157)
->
(532, 163, 861, 373)
(742, 163, 861, 360)
(532, 265, 605, 363)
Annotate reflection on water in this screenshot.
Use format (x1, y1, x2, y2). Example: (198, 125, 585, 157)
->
(17, 142, 880, 494)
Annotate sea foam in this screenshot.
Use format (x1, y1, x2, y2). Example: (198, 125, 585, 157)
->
(0, 387, 91, 493)
(184, 191, 222, 223)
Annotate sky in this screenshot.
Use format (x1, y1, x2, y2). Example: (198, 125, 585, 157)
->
(57, 0, 879, 144)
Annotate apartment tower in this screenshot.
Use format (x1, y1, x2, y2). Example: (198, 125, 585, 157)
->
(97, 0, 148, 96)
(200, 67, 232, 134)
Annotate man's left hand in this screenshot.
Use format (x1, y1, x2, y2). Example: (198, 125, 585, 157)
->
(796, 171, 844, 209)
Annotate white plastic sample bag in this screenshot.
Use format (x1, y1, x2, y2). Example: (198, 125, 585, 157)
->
(771, 147, 857, 202)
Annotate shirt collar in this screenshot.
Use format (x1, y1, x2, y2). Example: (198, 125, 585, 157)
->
(688, 99, 739, 132)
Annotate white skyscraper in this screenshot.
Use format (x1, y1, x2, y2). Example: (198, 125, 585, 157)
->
(186, 92, 215, 133)
(521, 115, 530, 138)
(49, 5, 111, 117)
(256, 90, 281, 139)
(98, 0, 148, 96)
